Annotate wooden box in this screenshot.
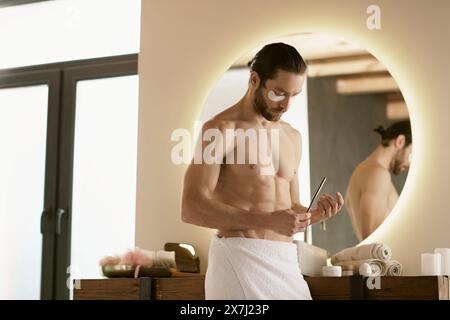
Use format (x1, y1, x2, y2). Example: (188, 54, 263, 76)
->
(74, 275, 448, 300)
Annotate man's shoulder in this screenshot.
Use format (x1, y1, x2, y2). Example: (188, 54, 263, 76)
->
(279, 120, 301, 138)
(202, 118, 233, 131)
(202, 115, 236, 133)
(205, 105, 245, 129)
(357, 162, 391, 191)
(363, 162, 389, 175)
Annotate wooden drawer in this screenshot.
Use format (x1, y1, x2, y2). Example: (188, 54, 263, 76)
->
(152, 276, 205, 300)
(74, 278, 151, 300)
(304, 276, 363, 300)
(305, 276, 449, 300)
(363, 276, 449, 300)
(74, 274, 205, 300)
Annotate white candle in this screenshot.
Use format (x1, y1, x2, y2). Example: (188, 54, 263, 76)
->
(322, 266, 342, 277)
(421, 253, 442, 276)
(434, 248, 450, 276)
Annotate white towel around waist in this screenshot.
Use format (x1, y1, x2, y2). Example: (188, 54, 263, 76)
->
(205, 233, 312, 300)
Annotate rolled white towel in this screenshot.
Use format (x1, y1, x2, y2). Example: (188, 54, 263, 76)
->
(155, 250, 176, 268)
(331, 243, 392, 265)
(333, 259, 387, 276)
(385, 260, 403, 276)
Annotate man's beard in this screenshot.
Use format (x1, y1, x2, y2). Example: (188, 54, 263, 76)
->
(253, 87, 282, 121)
(392, 151, 407, 175)
(392, 159, 403, 175)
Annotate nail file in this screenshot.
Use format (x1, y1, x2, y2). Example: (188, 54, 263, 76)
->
(307, 176, 327, 213)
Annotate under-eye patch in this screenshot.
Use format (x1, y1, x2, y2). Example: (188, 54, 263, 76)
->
(408, 153, 413, 163)
(268, 90, 285, 102)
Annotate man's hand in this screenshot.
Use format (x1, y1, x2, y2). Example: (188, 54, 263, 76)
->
(268, 209, 311, 236)
(310, 192, 344, 224)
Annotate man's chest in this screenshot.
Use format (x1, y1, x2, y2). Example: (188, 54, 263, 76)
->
(222, 127, 298, 181)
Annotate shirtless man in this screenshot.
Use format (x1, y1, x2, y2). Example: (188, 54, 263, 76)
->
(346, 120, 412, 241)
(181, 43, 344, 299)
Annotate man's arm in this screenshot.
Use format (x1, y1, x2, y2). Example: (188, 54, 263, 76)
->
(358, 168, 392, 239)
(181, 159, 272, 230)
(289, 129, 302, 204)
(290, 163, 340, 225)
(181, 120, 309, 236)
(289, 170, 311, 229)
(289, 128, 343, 224)
(289, 129, 315, 224)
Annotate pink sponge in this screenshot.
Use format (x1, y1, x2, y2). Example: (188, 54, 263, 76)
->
(100, 247, 176, 268)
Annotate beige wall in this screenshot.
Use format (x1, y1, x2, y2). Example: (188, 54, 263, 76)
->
(137, 0, 450, 275)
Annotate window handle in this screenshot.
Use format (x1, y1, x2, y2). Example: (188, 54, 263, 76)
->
(56, 208, 66, 235)
(40, 209, 48, 234)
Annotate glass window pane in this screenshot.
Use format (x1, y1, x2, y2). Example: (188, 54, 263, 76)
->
(70, 75, 138, 283)
(0, 0, 141, 69)
(0, 85, 48, 299)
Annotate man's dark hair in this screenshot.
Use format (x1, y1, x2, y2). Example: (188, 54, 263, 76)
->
(373, 120, 412, 147)
(247, 42, 307, 86)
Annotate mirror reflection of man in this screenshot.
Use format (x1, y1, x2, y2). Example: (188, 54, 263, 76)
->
(345, 120, 412, 241)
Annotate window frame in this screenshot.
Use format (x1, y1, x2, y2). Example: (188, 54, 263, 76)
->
(0, 53, 138, 299)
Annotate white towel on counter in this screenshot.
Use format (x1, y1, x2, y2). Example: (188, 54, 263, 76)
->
(205, 233, 312, 300)
(333, 259, 387, 276)
(333, 259, 403, 276)
(154, 250, 176, 268)
(330, 243, 392, 265)
(385, 260, 403, 276)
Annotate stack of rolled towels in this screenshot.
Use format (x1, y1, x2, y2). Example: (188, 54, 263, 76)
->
(331, 243, 403, 276)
